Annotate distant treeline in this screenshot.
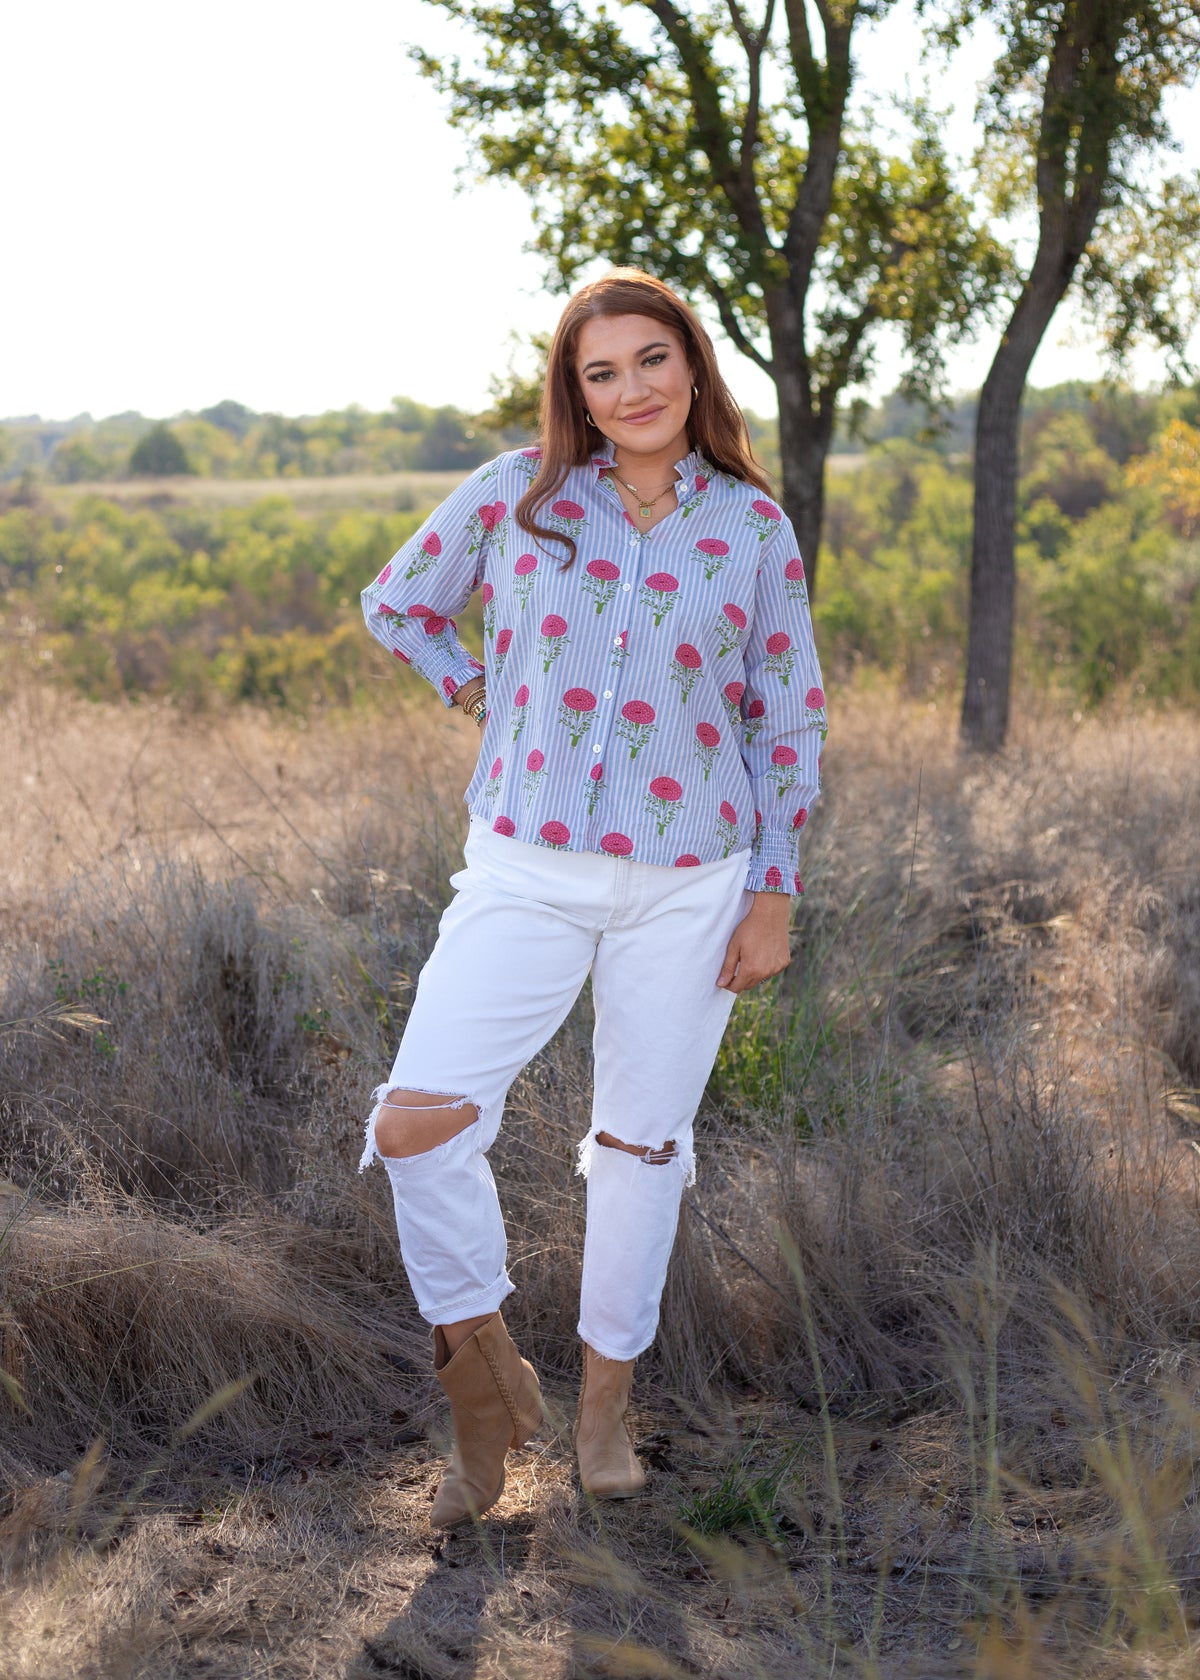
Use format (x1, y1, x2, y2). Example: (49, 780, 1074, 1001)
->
(4, 380, 1198, 491)
(0, 398, 531, 485)
(2, 380, 1198, 712)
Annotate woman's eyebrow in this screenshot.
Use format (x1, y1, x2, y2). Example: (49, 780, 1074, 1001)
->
(581, 340, 671, 373)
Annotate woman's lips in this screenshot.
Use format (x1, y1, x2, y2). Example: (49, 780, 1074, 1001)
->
(620, 405, 665, 424)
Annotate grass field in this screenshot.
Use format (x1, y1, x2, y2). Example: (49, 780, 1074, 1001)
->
(46, 470, 472, 514)
(3, 679, 1200, 1677)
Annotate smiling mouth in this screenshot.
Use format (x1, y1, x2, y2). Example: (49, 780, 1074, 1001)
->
(621, 405, 665, 424)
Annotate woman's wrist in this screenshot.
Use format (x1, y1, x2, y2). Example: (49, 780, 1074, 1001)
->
(454, 676, 488, 724)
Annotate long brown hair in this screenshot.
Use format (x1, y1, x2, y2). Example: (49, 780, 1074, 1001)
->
(515, 268, 773, 564)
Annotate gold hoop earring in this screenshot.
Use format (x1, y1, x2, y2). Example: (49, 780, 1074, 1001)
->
(585, 410, 596, 428)
(692, 385, 699, 400)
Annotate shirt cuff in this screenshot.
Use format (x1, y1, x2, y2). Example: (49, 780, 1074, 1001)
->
(745, 829, 804, 896)
(401, 636, 483, 707)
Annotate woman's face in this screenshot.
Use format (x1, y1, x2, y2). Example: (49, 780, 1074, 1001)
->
(574, 313, 694, 462)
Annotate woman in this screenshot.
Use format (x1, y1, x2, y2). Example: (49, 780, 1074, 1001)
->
(359, 267, 825, 1525)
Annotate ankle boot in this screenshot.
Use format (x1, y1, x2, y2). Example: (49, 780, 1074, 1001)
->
(429, 1313, 543, 1528)
(574, 1343, 646, 1499)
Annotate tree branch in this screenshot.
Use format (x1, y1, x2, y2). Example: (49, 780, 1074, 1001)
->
(705, 277, 777, 375)
(644, 0, 772, 250)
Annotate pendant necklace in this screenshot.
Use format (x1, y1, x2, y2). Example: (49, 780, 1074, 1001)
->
(609, 468, 677, 520)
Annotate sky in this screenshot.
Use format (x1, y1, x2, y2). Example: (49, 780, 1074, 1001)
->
(3, 0, 1195, 425)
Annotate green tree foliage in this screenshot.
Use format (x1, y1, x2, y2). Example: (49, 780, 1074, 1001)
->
(0, 494, 449, 709)
(1, 399, 527, 485)
(413, 0, 1010, 592)
(936, 0, 1200, 748)
(129, 424, 193, 477)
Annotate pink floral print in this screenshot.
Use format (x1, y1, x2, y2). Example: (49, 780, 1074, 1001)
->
(523, 748, 546, 804)
(405, 531, 442, 582)
(715, 602, 747, 657)
(764, 631, 796, 686)
(617, 699, 658, 759)
(747, 499, 782, 542)
(645, 774, 684, 836)
(639, 571, 679, 626)
(694, 720, 721, 780)
(583, 558, 621, 614)
(558, 686, 598, 746)
(669, 642, 702, 702)
(511, 683, 530, 741)
(690, 536, 729, 580)
(514, 553, 538, 609)
(539, 613, 569, 672)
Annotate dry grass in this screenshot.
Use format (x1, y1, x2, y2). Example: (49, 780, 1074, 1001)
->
(3, 679, 1200, 1677)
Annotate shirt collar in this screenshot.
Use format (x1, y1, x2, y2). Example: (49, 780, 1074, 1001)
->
(588, 446, 714, 491)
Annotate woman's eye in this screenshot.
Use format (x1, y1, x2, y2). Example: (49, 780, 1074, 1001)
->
(643, 353, 667, 367)
(586, 370, 613, 383)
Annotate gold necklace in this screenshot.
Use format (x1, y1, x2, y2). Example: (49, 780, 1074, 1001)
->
(609, 468, 677, 520)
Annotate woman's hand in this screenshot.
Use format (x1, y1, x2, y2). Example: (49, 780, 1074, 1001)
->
(716, 892, 792, 993)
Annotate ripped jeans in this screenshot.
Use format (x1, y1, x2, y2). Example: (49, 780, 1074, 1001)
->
(361, 816, 751, 1361)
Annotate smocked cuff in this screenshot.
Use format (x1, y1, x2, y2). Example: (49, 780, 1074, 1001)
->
(419, 642, 486, 708)
(746, 830, 803, 896)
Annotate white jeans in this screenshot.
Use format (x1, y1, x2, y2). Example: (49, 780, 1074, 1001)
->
(361, 817, 751, 1361)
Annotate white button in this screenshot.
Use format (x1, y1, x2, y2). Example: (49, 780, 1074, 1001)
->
(612, 637, 622, 647)
(622, 582, 631, 591)
(592, 744, 602, 754)
(603, 690, 612, 699)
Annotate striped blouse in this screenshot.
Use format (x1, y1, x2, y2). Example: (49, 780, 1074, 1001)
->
(361, 445, 826, 894)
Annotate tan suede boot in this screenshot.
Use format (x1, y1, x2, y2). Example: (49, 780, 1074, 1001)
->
(574, 1343, 647, 1499)
(429, 1313, 543, 1528)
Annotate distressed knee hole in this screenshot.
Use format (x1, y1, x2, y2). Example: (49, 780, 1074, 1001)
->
(373, 1090, 478, 1159)
(595, 1131, 677, 1167)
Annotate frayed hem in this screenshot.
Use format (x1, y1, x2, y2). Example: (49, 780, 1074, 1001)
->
(358, 1083, 478, 1173)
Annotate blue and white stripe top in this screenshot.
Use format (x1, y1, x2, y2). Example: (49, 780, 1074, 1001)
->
(361, 446, 826, 894)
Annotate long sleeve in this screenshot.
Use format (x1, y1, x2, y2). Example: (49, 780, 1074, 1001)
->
(360, 459, 500, 704)
(739, 513, 826, 894)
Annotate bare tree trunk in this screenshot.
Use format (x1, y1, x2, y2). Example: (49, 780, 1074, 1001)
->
(775, 375, 833, 599)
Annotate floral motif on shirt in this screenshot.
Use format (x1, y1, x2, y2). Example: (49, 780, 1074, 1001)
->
(511, 683, 531, 742)
(558, 686, 598, 746)
(514, 553, 538, 609)
(538, 819, 571, 850)
(764, 631, 796, 686)
(616, 699, 658, 759)
(405, 531, 443, 582)
(747, 498, 782, 542)
(669, 643, 702, 702)
(804, 685, 828, 734)
(645, 775, 684, 836)
(495, 627, 513, 676)
(690, 537, 729, 579)
(715, 602, 747, 657)
(467, 501, 508, 556)
(610, 628, 629, 669)
(639, 572, 679, 626)
(586, 761, 605, 815)
(769, 745, 798, 798)
(484, 757, 504, 802)
(744, 697, 766, 746)
(523, 748, 546, 804)
(784, 556, 808, 603)
(539, 613, 569, 672)
(694, 721, 721, 780)
(582, 558, 621, 614)
(716, 799, 740, 857)
(547, 499, 586, 542)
